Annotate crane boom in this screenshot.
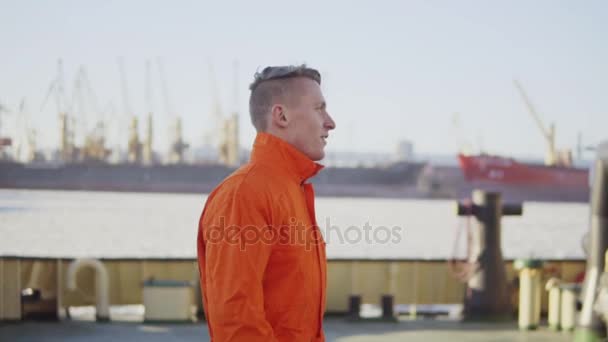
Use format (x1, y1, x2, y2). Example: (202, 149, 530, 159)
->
(232, 60, 239, 115)
(118, 57, 141, 164)
(72, 66, 87, 139)
(40, 59, 67, 114)
(156, 58, 187, 163)
(40, 82, 56, 113)
(80, 67, 100, 117)
(145, 60, 153, 115)
(117, 57, 132, 117)
(156, 58, 173, 117)
(208, 61, 223, 126)
(513, 79, 558, 166)
(513, 80, 551, 141)
(142, 60, 154, 165)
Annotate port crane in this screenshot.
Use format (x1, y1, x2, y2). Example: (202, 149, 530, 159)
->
(13, 99, 41, 162)
(209, 62, 240, 167)
(41, 59, 76, 163)
(224, 61, 240, 167)
(72, 66, 110, 162)
(142, 60, 154, 165)
(118, 57, 142, 164)
(157, 58, 188, 164)
(207, 62, 224, 157)
(513, 80, 571, 167)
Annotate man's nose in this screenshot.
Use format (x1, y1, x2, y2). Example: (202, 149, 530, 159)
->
(324, 112, 336, 130)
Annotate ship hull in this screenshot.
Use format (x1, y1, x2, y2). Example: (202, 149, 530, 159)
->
(458, 154, 589, 186)
(457, 154, 590, 202)
(0, 160, 427, 198)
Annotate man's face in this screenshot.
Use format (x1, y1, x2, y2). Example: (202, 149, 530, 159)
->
(285, 78, 336, 161)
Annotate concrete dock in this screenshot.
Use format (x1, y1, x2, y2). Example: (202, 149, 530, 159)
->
(0, 318, 572, 342)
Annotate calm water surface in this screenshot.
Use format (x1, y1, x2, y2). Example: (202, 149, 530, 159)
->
(0, 189, 589, 260)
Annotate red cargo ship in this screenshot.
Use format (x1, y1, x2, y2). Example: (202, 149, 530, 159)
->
(458, 153, 589, 188)
(454, 80, 592, 202)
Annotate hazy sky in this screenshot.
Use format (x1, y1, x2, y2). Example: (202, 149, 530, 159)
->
(1, 0, 606, 160)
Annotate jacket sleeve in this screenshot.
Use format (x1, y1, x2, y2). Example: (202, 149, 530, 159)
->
(200, 184, 278, 342)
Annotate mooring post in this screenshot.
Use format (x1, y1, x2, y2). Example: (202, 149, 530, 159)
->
(347, 295, 361, 320)
(457, 190, 523, 320)
(381, 295, 396, 321)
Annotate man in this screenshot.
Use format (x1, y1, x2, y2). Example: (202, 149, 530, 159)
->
(197, 65, 336, 342)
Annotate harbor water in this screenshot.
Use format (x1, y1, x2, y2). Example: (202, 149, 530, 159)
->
(0, 189, 590, 260)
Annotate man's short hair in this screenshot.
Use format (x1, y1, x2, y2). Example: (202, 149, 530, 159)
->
(248, 65, 321, 132)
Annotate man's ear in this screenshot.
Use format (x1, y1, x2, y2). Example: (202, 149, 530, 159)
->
(270, 104, 289, 128)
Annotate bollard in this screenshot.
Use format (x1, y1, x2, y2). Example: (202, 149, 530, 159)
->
(381, 295, 397, 322)
(575, 154, 608, 342)
(457, 190, 522, 320)
(562, 283, 582, 331)
(347, 295, 361, 320)
(514, 259, 543, 330)
(545, 278, 562, 331)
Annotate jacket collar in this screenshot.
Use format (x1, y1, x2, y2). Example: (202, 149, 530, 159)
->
(250, 132, 324, 184)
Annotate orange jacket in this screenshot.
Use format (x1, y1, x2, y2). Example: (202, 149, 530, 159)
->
(197, 132, 327, 342)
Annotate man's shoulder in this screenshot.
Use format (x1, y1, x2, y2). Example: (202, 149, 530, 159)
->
(201, 163, 287, 221)
(212, 162, 283, 200)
